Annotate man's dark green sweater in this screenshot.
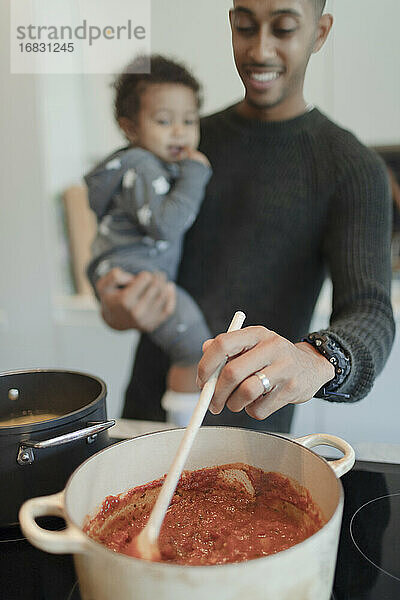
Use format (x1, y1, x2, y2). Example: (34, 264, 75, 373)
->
(123, 105, 395, 432)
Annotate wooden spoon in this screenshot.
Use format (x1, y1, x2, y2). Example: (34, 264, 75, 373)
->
(126, 310, 246, 561)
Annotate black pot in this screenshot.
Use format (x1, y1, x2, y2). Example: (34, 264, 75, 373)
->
(0, 369, 114, 527)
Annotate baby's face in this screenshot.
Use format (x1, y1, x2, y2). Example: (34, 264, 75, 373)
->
(127, 83, 200, 163)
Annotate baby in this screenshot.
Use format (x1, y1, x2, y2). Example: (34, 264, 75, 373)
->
(85, 55, 212, 421)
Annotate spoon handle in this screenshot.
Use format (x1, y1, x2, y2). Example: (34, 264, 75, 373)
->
(145, 310, 246, 544)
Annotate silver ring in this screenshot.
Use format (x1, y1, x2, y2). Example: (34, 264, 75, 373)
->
(255, 372, 272, 396)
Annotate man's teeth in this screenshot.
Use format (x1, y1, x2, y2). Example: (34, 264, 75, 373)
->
(250, 72, 280, 82)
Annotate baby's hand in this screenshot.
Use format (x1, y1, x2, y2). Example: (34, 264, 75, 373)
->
(181, 147, 210, 168)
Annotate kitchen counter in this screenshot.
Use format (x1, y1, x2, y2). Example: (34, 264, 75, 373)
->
(111, 418, 400, 465)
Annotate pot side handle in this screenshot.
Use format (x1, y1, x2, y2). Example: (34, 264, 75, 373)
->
(295, 433, 355, 478)
(18, 420, 116, 466)
(19, 491, 87, 554)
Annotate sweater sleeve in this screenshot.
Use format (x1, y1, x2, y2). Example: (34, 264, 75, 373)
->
(318, 139, 395, 402)
(119, 155, 212, 241)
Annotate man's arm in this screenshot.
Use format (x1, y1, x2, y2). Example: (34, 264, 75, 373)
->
(317, 143, 395, 401)
(196, 145, 395, 421)
(96, 268, 176, 332)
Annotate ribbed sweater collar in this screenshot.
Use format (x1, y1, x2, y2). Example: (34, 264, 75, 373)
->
(218, 103, 325, 136)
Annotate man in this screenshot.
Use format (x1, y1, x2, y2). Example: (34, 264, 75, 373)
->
(96, 0, 395, 432)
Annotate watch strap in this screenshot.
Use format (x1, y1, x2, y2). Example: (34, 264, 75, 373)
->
(302, 332, 351, 399)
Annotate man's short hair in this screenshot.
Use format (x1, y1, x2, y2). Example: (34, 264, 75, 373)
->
(312, 0, 327, 16)
(114, 54, 202, 122)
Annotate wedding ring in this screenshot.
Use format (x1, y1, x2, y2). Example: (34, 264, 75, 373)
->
(255, 372, 272, 396)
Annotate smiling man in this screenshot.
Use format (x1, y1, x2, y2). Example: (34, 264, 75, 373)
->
(97, 0, 395, 432)
(230, 0, 332, 120)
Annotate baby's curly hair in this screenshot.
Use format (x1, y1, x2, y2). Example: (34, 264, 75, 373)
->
(113, 54, 203, 122)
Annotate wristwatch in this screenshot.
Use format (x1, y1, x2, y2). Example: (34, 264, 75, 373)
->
(301, 332, 351, 399)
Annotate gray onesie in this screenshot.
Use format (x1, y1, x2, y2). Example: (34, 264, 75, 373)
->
(85, 146, 212, 365)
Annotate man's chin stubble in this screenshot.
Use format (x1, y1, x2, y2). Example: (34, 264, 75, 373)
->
(245, 95, 285, 111)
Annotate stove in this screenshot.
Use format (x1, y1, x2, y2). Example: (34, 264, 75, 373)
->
(0, 518, 77, 600)
(1, 457, 399, 600)
(332, 459, 400, 599)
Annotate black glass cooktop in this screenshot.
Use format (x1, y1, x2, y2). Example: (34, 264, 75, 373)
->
(1, 458, 400, 600)
(332, 460, 400, 600)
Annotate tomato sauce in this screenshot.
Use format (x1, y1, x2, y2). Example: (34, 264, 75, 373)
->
(84, 463, 324, 565)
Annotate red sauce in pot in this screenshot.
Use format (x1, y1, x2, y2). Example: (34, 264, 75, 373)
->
(84, 463, 324, 565)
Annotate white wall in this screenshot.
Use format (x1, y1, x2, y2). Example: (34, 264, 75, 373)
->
(1, 0, 399, 434)
(0, 0, 136, 417)
(0, 0, 56, 367)
(331, 0, 400, 145)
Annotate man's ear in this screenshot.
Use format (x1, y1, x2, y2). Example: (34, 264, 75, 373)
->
(118, 117, 136, 142)
(312, 13, 334, 54)
(228, 8, 234, 32)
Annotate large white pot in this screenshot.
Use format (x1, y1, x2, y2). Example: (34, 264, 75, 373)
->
(19, 427, 355, 600)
